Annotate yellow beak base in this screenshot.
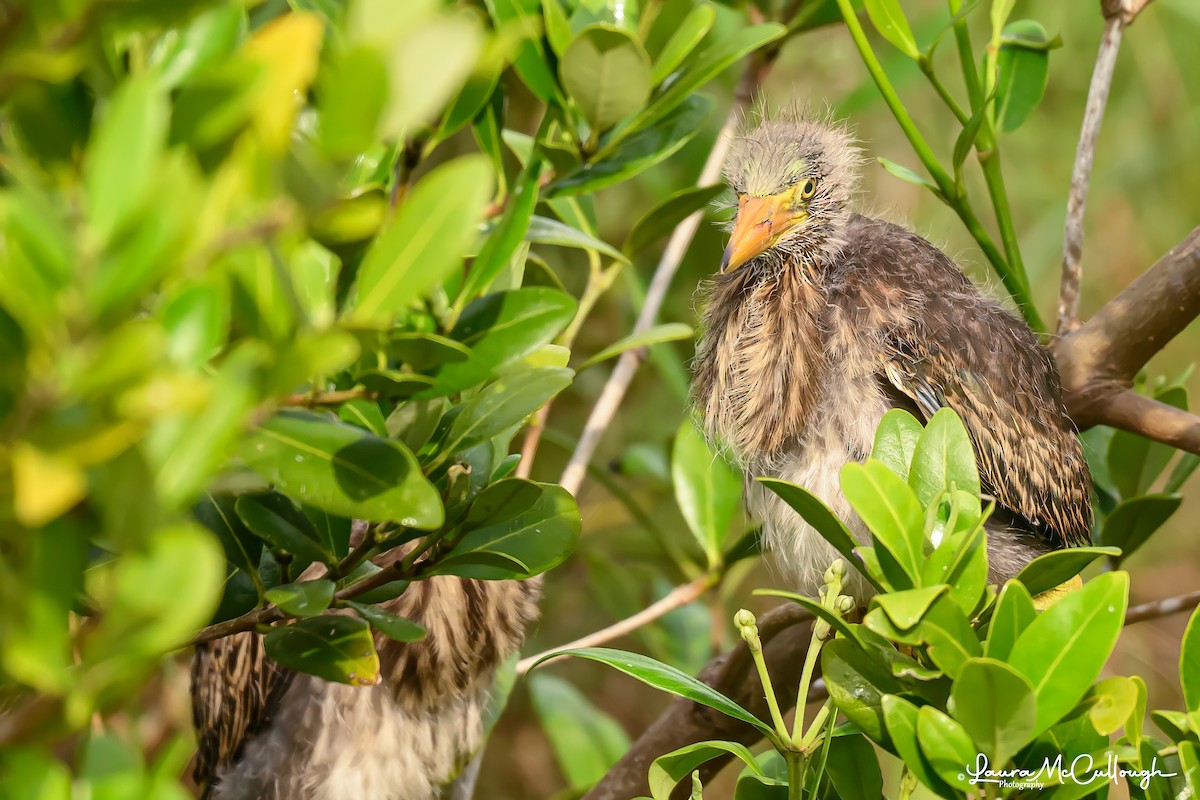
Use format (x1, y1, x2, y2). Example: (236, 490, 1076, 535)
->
(720, 192, 802, 273)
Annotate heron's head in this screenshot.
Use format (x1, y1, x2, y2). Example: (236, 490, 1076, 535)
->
(721, 114, 862, 274)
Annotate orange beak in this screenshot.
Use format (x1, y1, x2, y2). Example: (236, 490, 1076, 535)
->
(720, 193, 805, 273)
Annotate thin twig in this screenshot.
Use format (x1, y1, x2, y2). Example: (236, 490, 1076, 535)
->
(284, 388, 375, 407)
(517, 574, 716, 675)
(1125, 589, 1200, 625)
(1057, 14, 1126, 334)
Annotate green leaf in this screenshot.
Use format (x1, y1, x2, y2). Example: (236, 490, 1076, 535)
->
(579, 323, 693, 370)
(672, 420, 741, 565)
(864, 0, 920, 58)
(319, 46, 388, 157)
(86, 74, 169, 243)
(1108, 385, 1189, 498)
(265, 580, 335, 617)
(240, 411, 444, 527)
(882, 695, 954, 795)
(561, 24, 651, 132)
(916, 705, 975, 790)
(1012, 546, 1120, 596)
(530, 674, 631, 791)
(348, 155, 493, 324)
(152, 4, 244, 88)
(441, 367, 574, 456)
(1100, 494, 1182, 564)
(909, 408, 980, 508)
(649, 4, 716, 85)
(871, 408, 924, 480)
(995, 20, 1051, 133)
(235, 493, 333, 565)
(162, 282, 225, 369)
(459, 154, 543, 304)
(1085, 675, 1139, 736)
(428, 288, 577, 395)
(525, 215, 630, 263)
(865, 597, 980, 677)
(548, 94, 713, 196)
(822, 637, 902, 744)
(484, 0, 560, 102)
(877, 157, 942, 199)
(624, 184, 724, 257)
(431, 480, 581, 579)
(1007, 571, 1129, 732)
(528, 647, 777, 740)
(873, 586, 949, 631)
(542, 0, 572, 56)
(841, 459, 925, 583)
(338, 399, 388, 437)
(826, 734, 883, 800)
(263, 615, 380, 686)
(951, 658, 1037, 764)
(757, 477, 882, 591)
(753, 589, 860, 643)
(985, 580, 1036, 661)
(953, 101, 989, 175)
(390, 332, 471, 372)
(344, 601, 426, 642)
(648, 741, 763, 800)
(1183, 605, 1200, 712)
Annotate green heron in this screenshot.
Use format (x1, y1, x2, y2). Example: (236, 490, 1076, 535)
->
(692, 114, 1092, 598)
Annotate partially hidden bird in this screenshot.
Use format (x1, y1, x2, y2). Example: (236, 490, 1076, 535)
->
(191, 531, 537, 799)
(692, 112, 1092, 599)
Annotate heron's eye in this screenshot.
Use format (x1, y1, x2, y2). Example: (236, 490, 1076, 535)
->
(799, 178, 817, 199)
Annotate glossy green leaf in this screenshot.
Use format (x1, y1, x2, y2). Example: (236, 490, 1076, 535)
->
(1183, 605, 1200, 712)
(1012, 546, 1120, 597)
(909, 408, 980, 508)
(757, 477, 882, 591)
(865, 597, 980, 678)
(344, 601, 426, 642)
(841, 459, 925, 582)
(1108, 385, 1188, 498)
(459, 155, 542, 304)
(561, 24, 651, 132)
(525, 215, 629, 263)
(530, 674, 631, 791)
(873, 585, 949, 631)
(822, 638, 902, 744)
(235, 493, 333, 565)
(754, 589, 860, 643)
(1085, 675, 1139, 736)
(871, 408, 923, 480)
(549, 95, 713, 196)
(390, 332, 470, 372)
(442, 368, 574, 455)
(1101, 494, 1181, 564)
(985, 580, 1036, 661)
(433, 70, 502, 147)
(864, 0, 919, 58)
(951, 658, 1037, 764)
(882, 695, 953, 795)
(357, 370, 437, 399)
(265, 580, 335, 617)
(672, 420, 741, 565)
(528, 647, 777, 740)
(338, 399, 388, 437)
(240, 411, 443, 527)
(428, 288, 577, 395)
(877, 157, 942, 198)
(348, 155, 493, 324)
(648, 740, 763, 800)
(624, 184, 724, 257)
(995, 20, 1051, 133)
(263, 615, 380, 686)
(431, 480, 581, 579)
(1008, 571, 1129, 732)
(578, 323, 693, 371)
(826, 733, 883, 800)
(484, 0, 560, 102)
(916, 705, 975, 790)
(650, 4, 716, 85)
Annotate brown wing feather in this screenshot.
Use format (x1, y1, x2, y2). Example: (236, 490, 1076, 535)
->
(191, 633, 292, 798)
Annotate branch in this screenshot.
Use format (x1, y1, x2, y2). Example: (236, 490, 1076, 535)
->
(517, 574, 716, 675)
(584, 604, 815, 800)
(283, 388, 375, 407)
(558, 54, 774, 496)
(1126, 589, 1200, 626)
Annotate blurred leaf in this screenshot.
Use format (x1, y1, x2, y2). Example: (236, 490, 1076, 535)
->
(842, 459, 924, 583)
(11, 443, 86, 527)
(525, 215, 629, 263)
(543, 0, 573, 56)
(0, 749, 72, 800)
(650, 4, 715, 85)
(379, 13, 482, 138)
(431, 479, 581, 579)
(485, 0, 560, 102)
(85, 74, 168, 244)
(1100, 494, 1182, 564)
(162, 281, 226, 368)
(1167, 453, 1200, 494)
(434, 70, 502, 147)
(871, 408, 923, 481)
(441, 367, 573, 456)
(826, 734, 883, 800)
(1007, 571, 1129, 732)
(951, 658, 1037, 764)
(648, 741, 763, 800)
(344, 601, 426, 641)
(319, 46, 388, 157)
(1108, 386, 1189, 498)
(579, 323, 693, 370)
(530, 673, 631, 791)
(1183, 605, 1200, 712)
(549, 94, 713, 196)
(864, 0, 920, 58)
(429, 288, 577, 395)
(263, 615, 380, 686)
(953, 102, 989, 174)
(984, 580, 1035, 661)
(265, 579, 335, 617)
(349, 155, 493, 324)
(240, 410, 444, 527)
(529, 647, 777, 740)
(460, 154, 543, 304)
(561, 24, 651, 133)
(151, 4, 245, 88)
(624, 184, 724, 257)
(1012, 546, 1120, 596)
(994, 20, 1051, 134)
(244, 12, 324, 151)
(672, 420, 741, 565)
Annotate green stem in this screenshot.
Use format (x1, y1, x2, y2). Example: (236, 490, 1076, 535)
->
(790, 626, 824, 745)
(918, 56, 969, 124)
(798, 700, 833, 751)
(785, 749, 805, 800)
(752, 647, 792, 743)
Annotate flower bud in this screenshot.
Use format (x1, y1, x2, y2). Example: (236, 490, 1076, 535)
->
(824, 559, 845, 585)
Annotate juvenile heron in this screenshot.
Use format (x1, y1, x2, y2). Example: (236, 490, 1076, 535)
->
(693, 114, 1091, 597)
